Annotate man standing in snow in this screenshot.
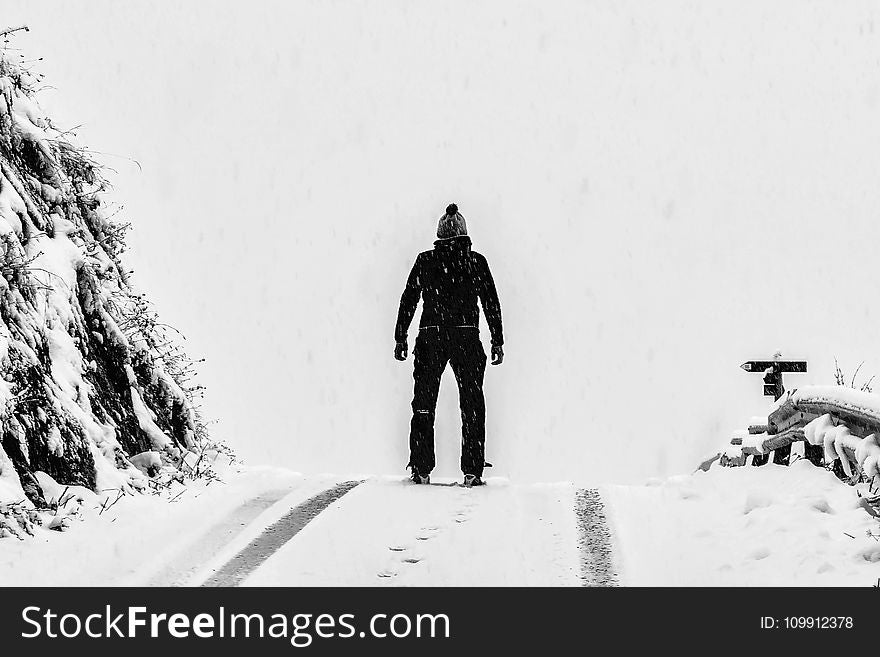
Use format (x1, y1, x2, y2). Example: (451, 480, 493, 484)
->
(394, 203, 504, 487)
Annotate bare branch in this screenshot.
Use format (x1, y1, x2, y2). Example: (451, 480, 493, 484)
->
(0, 26, 29, 39)
(851, 361, 865, 389)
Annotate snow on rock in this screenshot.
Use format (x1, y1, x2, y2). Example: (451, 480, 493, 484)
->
(34, 470, 96, 508)
(129, 450, 162, 476)
(130, 387, 171, 451)
(0, 51, 205, 512)
(0, 441, 25, 503)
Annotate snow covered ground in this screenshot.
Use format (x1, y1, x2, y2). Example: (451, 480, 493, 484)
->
(605, 460, 880, 586)
(0, 466, 331, 586)
(238, 478, 580, 587)
(0, 465, 582, 587)
(1, 460, 877, 587)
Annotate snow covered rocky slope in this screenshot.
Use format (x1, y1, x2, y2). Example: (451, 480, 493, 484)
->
(0, 51, 205, 520)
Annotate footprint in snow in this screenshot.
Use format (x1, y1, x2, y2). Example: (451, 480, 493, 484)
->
(388, 545, 408, 552)
(416, 526, 441, 540)
(377, 570, 398, 579)
(748, 547, 771, 561)
(402, 557, 421, 564)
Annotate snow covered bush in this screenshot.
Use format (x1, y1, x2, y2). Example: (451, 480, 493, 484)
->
(0, 45, 209, 512)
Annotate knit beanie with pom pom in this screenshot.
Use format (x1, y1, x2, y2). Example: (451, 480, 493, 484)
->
(436, 203, 468, 239)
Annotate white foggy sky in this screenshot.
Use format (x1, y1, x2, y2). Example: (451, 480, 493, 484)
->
(4, 1, 880, 483)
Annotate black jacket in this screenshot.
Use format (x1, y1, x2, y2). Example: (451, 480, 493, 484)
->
(395, 236, 504, 346)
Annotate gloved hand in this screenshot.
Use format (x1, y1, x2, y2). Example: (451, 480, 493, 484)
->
(491, 344, 504, 365)
(394, 341, 408, 361)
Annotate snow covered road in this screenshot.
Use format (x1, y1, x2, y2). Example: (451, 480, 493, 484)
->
(200, 478, 590, 587)
(202, 480, 363, 586)
(3, 462, 877, 586)
(146, 486, 297, 586)
(0, 465, 620, 587)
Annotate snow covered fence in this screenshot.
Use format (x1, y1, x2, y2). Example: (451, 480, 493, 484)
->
(722, 386, 880, 490)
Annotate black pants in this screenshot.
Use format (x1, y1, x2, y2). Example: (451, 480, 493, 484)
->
(409, 328, 487, 477)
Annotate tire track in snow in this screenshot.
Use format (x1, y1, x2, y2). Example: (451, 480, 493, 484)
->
(575, 489, 618, 586)
(202, 480, 363, 587)
(147, 488, 294, 586)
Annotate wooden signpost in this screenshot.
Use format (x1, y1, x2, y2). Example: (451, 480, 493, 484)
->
(740, 360, 807, 400)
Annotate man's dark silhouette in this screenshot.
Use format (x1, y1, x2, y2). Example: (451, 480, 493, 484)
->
(394, 203, 504, 487)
